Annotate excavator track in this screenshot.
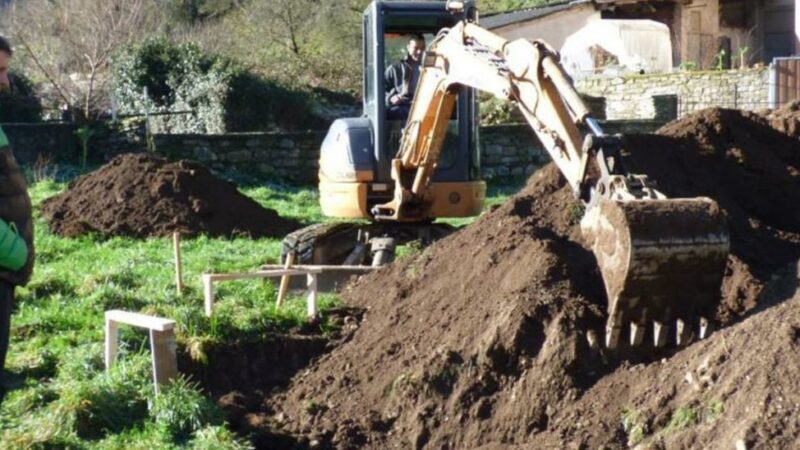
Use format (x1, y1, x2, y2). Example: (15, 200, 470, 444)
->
(281, 222, 456, 266)
(582, 197, 729, 349)
(281, 223, 361, 266)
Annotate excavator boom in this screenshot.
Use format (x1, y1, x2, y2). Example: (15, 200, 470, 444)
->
(375, 21, 729, 349)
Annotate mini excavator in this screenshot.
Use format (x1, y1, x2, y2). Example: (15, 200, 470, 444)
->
(282, 0, 729, 349)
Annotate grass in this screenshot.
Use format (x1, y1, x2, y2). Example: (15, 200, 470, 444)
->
(0, 171, 523, 448)
(0, 179, 336, 448)
(620, 407, 647, 446)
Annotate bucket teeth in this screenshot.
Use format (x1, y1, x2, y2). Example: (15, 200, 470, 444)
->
(676, 319, 694, 346)
(605, 308, 623, 349)
(699, 317, 711, 339)
(653, 321, 668, 347)
(630, 322, 646, 346)
(606, 324, 621, 349)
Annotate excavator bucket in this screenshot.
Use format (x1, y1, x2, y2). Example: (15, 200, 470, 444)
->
(581, 197, 729, 349)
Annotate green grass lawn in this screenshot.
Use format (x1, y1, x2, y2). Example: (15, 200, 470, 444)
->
(0, 174, 521, 449)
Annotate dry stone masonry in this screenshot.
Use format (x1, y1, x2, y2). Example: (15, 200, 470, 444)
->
(576, 68, 770, 120)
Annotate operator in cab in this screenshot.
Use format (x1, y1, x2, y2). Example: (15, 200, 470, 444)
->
(385, 34, 425, 120)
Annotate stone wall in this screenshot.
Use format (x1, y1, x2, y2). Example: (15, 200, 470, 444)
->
(151, 121, 666, 182)
(479, 121, 664, 179)
(576, 68, 770, 120)
(1, 123, 78, 165)
(152, 131, 325, 184)
(2, 120, 666, 184)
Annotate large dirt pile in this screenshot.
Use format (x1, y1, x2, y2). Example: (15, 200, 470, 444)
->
(765, 100, 800, 138)
(41, 153, 299, 239)
(225, 108, 800, 449)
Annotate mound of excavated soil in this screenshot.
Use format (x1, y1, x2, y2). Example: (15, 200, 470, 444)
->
(216, 108, 800, 449)
(41, 153, 299, 239)
(525, 263, 800, 450)
(765, 100, 800, 138)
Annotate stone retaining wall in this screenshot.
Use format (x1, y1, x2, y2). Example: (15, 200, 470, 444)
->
(1, 123, 78, 165)
(152, 131, 325, 185)
(2, 120, 666, 184)
(576, 68, 770, 120)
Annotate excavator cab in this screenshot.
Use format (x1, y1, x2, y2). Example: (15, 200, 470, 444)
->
(318, 0, 485, 221)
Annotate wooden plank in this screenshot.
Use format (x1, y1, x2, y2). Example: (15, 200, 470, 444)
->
(203, 268, 324, 316)
(306, 273, 318, 318)
(205, 269, 322, 282)
(104, 317, 119, 372)
(276, 251, 295, 308)
(173, 232, 184, 296)
(150, 329, 178, 393)
(106, 310, 175, 331)
(203, 274, 214, 317)
(261, 264, 380, 271)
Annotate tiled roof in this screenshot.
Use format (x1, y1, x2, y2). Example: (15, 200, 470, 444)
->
(481, 1, 588, 29)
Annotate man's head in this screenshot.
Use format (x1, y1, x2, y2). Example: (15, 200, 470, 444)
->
(406, 34, 425, 62)
(0, 36, 12, 92)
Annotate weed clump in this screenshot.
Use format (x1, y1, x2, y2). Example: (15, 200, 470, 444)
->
(150, 376, 224, 442)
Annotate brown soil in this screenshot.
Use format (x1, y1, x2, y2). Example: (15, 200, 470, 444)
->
(40, 153, 299, 239)
(209, 107, 800, 449)
(765, 100, 800, 138)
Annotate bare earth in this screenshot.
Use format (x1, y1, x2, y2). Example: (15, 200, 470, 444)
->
(41, 153, 299, 239)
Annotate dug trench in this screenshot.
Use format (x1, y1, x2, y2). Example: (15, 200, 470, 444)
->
(176, 307, 365, 447)
(196, 106, 800, 449)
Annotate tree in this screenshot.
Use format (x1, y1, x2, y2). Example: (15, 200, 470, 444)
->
(1, 0, 162, 121)
(182, 0, 365, 91)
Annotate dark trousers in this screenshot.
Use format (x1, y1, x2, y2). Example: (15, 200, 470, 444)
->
(387, 103, 411, 121)
(0, 281, 13, 388)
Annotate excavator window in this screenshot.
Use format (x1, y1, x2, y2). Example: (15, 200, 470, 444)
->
(384, 32, 459, 171)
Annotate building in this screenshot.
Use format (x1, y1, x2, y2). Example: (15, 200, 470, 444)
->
(481, 0, 800, 69)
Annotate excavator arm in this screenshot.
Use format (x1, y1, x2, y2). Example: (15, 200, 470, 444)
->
(375, 22, 730, 349)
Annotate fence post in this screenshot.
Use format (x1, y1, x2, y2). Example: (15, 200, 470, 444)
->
(768, 59, 777, 109)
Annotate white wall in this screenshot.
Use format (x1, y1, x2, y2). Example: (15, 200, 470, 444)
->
(796, 0, 800, 41)
(491, 5, 599, 50)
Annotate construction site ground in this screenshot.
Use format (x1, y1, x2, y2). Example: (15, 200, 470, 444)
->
(4, 105, 799, 449)
(199, 105, 800, 449)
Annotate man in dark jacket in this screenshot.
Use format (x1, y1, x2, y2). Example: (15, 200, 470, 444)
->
(0, 35, 35, 399)
(385, 34, 426, 120)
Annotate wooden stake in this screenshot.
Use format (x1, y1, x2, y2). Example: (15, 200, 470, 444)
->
(306, 273, 318, 319)
(173, 232, 183, 296)
(203, 274, 214, 317)
(276, 252, 295, 307)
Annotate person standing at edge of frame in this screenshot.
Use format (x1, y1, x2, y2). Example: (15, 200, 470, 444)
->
(0, 35, 35, 402)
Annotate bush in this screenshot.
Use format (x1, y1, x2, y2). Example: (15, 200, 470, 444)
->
(0, 71, 43, 122)
(479, 94, 524, 125)
(110, 37, 322, 133)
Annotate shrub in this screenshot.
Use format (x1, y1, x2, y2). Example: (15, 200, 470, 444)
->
(110, 37, 322, 133)
(0, 71, 43, 122)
